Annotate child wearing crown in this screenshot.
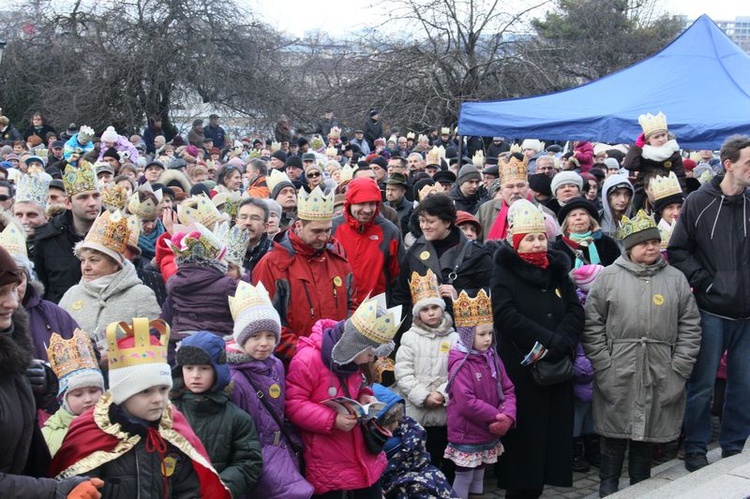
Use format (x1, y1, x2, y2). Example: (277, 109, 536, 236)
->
(227, 281, 314, 499)
(49, 318, 231, 498)
(622, 111, 686, 211)
(444, 290, 516, 499)
(42, 329, 105, 457)
(395, 269, 459, 482)
(581, 211, 701, 497)
(285, 294, 398, 497)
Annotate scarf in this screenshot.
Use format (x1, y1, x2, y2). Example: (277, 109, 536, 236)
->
(138, 219, 166, 260)
(454, 343, 505, 401)
(486, 200, 511, 241)
(642, 139, 680, 162)
(567, 231, 601, 268)
(321, 321, 360, 376)
(83, 271, 120, 293)
(518, 250, 549, 269)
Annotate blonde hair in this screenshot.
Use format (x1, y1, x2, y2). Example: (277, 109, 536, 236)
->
(561, 211, 600, 235)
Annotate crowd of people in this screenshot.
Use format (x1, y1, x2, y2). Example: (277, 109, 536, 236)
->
(0, 107, 748, 499)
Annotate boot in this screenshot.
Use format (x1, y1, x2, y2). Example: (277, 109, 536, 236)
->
(599, 437, 626, 497)
(572, 436, 590, 472)
(629, 441, 653, 485)
(584, 434, 601, 468)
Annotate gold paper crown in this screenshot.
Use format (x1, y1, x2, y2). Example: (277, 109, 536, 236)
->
(125, 215, 140, 249)
(311, 135, 325, 151)
(270, 141, 281, 152)
(500, 156, 529, 184)
(267, 169, 293, 194)
(425, 146, 445, 167)
(350, 293, 402, 345)
(509, 143, 523, 154)
(508, 199, 545, 236)
(84, 210, 131, 256)
(417, 134, 428, 143)
(339, 164, 354, 183)
(409, 269, 441, 305)
(406, 132, 415, 140)
(440, 127, 451, 135)
(214, 221, 250, 267)
(249, 149, 262, 158)
(325, 146, 338, 158)
(63, 162, 99, 196)
(228, 280, 274, 321)
(472, 150, 485, 167)
(699, 169, 714, 185)
(638, 111, 668, 138)
(616, 209, 658, 241)
(16, 173, 49, 208)
(101, 184, 129, 212)
(297, 185, 334, 221)
(417, 183, 441, 201)
(106, 318, 170, 370)
(0, 223, 27, 259)
(128, 183, 162, 220)
(453, 289, 493, 327)
(651, 172, 682, 201)
(177, 193, 224, 226)
(328, 126, 341, 140)
(47, 329, 99, 380)
(167, 222, 226, 261)
(223, 191, 243, 221)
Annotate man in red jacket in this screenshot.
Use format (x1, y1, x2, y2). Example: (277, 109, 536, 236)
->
(332, 177, 403, 304)
(253, 185, 358, 366)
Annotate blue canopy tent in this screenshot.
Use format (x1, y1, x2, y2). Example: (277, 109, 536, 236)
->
(458, 15, 750, 149)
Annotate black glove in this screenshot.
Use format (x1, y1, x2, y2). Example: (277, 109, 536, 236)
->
(26, 359, 48, 395)
(545, 335, 573, 359)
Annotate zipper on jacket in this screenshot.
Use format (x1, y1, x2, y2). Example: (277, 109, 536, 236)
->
(333, 282, 339, 309)
(302, 282, 315, 318)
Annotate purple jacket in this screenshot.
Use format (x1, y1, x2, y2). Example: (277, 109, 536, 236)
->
(573, 343, 594, 402)
(446, 348, 516, 445)
(24, 282, 78, 361)
(163, 264, 237, 335)
(229, 353, 313, 499)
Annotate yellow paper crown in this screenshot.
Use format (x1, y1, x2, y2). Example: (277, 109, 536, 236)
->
(83, 210, 131, 256)
(101, 184, 129, 212)
(509, 143, 523, 154)
(638, 111, 668, 138)
(500, 156, 529, 184)
(177, 193, 224, 226)
(16, 173, 49, 208)
(297, 185, 334, 221)
(508, 199, 546, 236)
(409, 269, 441, 305)
(472, 150, 485, 167)
(167, 222, 226, 261)
(311, 135, 325, 151)
(417, 182, 441, 201)
(616, 209, 658, 241)
(425, 146, 445, 167)
(214, 221, 250, 267)
(339, 164, 354, 183)
(406, 132, 415, 140)
(267, 169, 293, 194)
(47, 329, 99, 380)
(125, 215, 140, 249)
(228, 280, 274, 321)
(63, 162, 99, 196)
(106, 318, 170, 370)
(270, 141, 281, 152)
(128, 182, 162, 220)
(698, 169, 714, 185)
(0, 223, 27, 259)
(328, 126, 341, 140)
(350, 293, 402, 345)
(651, 172, 682, 201)
(325, 146, 338, 158)
(453, 289, 493, 327)
(417, 134, 428, 143)
(440, 127, 451, 135)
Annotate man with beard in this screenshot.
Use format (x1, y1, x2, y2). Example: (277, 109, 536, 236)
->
(450, 163, 485, 215)
(237, 198, 273, 275)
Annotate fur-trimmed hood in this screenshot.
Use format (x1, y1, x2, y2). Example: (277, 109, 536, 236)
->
(0, 308, 33, 375)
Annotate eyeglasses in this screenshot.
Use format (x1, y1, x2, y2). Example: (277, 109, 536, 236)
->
(0, 195, 11, 202)
(307, 172, 321, 178)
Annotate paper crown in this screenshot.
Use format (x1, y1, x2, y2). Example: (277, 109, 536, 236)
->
(328, 126, 341, 140)
(177, 193, 224, 226)
(63, 162, 99, 196)
(270, 141, 281, 152)
(267, 169, 293, 193)
(324, 146, 337, 158)
(509, 143, 523, 154)
(297, 185, 334, 221)
(651, 172, 682, 201)
(214, 221, 250, 267)
(128, 184, 162, 220)
(46, 329, 99, 381)
(83, 210, 131, 257)
(311, 135, 325, 151)
(223, 191, 243, 221)
(125, 215, 140, 249)
(228, 280, 274, 321)
(350, 294, 402, 345)
(521, 139, 544, 152)
(425, 146, 445, 167)
(698, 169, 714, 185)
(638, 111, 668, 138)
(16, 173, 49, 208)
(417, 182, 441, 201)
(339, 164, 354, 183)
(0, 223, 27, 259)
(616, 209, 658, 241)
(440, 127, 451, 135)
(167, 222, 227, 261)
(453, 289, 493, 327)
(417, 134, 428, 143)
(106, 318, 170, 370)
(472, 150, 485, 167)
(500, 156, 529, 184)
(78, 125, 95, 143)
(409, 269, 441, 305)
(508, 199, 546, 236)
(101, 184, 129, 212)
(406, 132, 415, 140)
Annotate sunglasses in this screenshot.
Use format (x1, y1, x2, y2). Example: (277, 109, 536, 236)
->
(0, 195, 11, 202)
(307, 172, 321, 178)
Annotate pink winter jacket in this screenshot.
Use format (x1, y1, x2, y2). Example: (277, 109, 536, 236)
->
(285, 319, 387, 494)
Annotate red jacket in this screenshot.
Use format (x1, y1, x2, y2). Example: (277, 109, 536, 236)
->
(332, 178, 403, 303)
(573, 141, 595, 173)
(252, 229, 358, 365)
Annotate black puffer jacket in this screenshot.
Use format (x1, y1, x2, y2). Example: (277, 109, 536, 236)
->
(33, 211, 85, 303)
(668, 176, 750, 319)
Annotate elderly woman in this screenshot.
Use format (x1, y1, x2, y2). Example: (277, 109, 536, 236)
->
(491, 199, 584, 499)
(582, 211, 700, 496)
(552, 197, 620, 268)
(59, 211, 160, 350)
(393, 193, 492, 334)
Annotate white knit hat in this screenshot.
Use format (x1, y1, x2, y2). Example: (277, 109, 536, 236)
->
(551, 171, 584, 198)
(230, 281, 282, 348)
(109, 362, 173, 405)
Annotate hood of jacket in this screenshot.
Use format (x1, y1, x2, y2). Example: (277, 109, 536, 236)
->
(169, 263, 229, 294)
(612, 253, 668, 277)
(343, 178, 382, 231)
(600, 174, 634, 234)
(695, 176, 750, 239)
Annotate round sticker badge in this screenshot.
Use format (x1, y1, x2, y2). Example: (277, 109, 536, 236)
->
(420, 251, 430, 261)
(268, 383, 281, 399)
(653, 294, 664, 306)
(333, 276, 342, 287)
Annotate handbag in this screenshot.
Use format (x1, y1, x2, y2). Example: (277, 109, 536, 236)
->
(530, 356, 574, 386)
(338, 376, 390, 455)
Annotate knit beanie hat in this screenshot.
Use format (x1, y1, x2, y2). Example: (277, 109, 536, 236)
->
(528, 173, 552, 197)
(175, 332, 231, 391)
(551, 171, 584, 198)
(46, 329, 105, 413)
(571, 264, 604, 293)
(332, 294, 400, 365)
(230, 281, 281, 349)
(271, 150, 288, 163)
(101, 126, 119, 143)
(456, 163, 481, 185)
(263, 198, 282, 219)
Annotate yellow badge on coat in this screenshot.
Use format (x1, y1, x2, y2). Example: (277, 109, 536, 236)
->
(333, 276, 342, 287)
(440, 341, 450, 353)
(420, 251, 430, 261)
(653, 294, 664, 306)
(268, 383, 281, 399)
(161, 456, 177, 477)
(72, 300, 84, 311)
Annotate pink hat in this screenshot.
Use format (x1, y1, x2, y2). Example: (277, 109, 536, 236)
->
(571, 264, 604, 293)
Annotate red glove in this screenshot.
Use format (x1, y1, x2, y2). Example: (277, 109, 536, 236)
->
(67, 478, 104, 499)
(488, 413, 513, 437)
(635, 132, 647, 148)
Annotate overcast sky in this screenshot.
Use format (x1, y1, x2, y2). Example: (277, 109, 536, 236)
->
(252, 0, 747, 38)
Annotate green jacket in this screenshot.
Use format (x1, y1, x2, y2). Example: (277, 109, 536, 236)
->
(42, 408, 75, 457)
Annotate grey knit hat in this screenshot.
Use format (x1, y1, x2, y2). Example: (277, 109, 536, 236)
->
(331, 294, 400, 365)
(230, 281, 282, 348)
(456, 163, 481, 185)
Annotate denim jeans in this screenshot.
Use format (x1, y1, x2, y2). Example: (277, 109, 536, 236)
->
(683, 310, 750, 454)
